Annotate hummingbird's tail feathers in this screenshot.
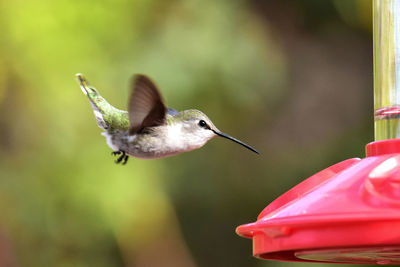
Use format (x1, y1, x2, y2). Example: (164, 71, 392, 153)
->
(76, 73, 130, 131)
(76, 73, 90, 95)
(76, 73, 101, 104)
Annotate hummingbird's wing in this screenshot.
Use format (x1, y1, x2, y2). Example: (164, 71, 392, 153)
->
(128, 74, 167, 135)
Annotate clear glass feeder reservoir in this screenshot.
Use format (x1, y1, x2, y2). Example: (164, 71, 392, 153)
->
(375, 0, 400, 140)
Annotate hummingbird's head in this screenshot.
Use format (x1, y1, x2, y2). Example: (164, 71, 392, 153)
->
(176, 109, 259, 154)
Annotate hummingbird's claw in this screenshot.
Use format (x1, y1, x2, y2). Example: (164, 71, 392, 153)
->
(112, 150, 129, 165)
(122, 155, 129, 165)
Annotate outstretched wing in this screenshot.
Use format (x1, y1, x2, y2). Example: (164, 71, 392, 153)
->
(128, 74, 166, 135)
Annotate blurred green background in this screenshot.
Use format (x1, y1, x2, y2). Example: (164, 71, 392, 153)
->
(0, 0, 373, 266)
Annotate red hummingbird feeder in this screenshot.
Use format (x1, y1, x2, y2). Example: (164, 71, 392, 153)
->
(236, 0, 400, 264)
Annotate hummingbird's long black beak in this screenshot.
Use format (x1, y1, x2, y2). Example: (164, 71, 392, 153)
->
(212, 130, 259, 154)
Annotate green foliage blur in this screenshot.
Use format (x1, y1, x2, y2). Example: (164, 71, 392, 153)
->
(0, 0, 373, 266)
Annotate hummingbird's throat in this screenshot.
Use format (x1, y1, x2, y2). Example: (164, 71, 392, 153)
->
(163, 122, 215, 152)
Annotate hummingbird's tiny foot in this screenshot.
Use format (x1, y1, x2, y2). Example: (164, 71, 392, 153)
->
(111, 151, 122, 156)
(122, 155, 129, 165)
(115, 154, 124, 163)
(114, 150, 127, 164)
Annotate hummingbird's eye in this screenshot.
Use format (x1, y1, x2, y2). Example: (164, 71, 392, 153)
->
(198, 120, 208, 128)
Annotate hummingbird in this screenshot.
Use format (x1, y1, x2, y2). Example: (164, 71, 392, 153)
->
(77, 73, 259, 164)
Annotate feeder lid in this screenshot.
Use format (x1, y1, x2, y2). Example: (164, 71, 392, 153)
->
(236, 139, 400, 265)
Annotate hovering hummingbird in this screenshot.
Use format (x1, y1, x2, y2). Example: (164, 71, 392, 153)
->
(77, 73, 258, 164)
